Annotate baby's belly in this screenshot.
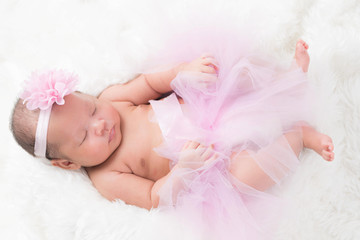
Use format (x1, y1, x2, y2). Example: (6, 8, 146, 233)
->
(137, 108, 171, 181)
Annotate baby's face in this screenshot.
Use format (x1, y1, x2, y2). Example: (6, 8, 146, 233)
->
(47, 92, 121, 167)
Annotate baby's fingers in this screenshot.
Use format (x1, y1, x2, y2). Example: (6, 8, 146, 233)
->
(182, 140, 200, 150)
(195, 144, 207, 156)
(202, 57, 219, 67)
(200, 145, 214, 161)
(204, 153, 218, 167)
(201, 65, 217, 74)
(202, 59, 219, 72)
(200, 53, 218, 66)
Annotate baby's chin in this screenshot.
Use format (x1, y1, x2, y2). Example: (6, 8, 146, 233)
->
(81, 155, 109, 168)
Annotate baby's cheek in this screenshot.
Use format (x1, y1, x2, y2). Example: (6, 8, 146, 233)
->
(86, 142, 101, 154)
(86, 139, 108, 156)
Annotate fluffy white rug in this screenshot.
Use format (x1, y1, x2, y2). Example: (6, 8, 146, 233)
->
(1, 0, 360, 239)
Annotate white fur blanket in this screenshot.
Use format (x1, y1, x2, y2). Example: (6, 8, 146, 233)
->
(1, 0, 360, 239)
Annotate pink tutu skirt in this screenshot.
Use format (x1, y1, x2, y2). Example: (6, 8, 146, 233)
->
(149, 32, 313, 240)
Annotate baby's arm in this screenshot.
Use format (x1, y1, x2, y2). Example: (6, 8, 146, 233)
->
(99, 55, 218, 105)
(90, 167, 180, 210)
(90, 141, 215, 209)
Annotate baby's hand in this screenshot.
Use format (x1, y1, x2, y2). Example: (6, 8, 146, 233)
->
(174, 54, 219, 90)
(178, 141, 217, 169)
(179, 54, 219, 74)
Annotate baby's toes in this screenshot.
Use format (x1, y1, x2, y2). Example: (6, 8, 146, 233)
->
(296, 40, 307, 50)
(296, 42, 305, 52)
(303, 41, 309, 49)
(297, 39, 305, 45)
(322, 150, 334, 161)
(321, 143, 332, 153)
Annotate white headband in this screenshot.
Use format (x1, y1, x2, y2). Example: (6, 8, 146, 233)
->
(34, 107, 52, 158)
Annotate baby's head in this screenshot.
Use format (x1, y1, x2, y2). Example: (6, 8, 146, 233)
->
(11, 98, 59, 159)
(11, 70, 121, 170)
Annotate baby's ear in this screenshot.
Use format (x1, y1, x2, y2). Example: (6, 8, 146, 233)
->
(51, 159, 81, 170)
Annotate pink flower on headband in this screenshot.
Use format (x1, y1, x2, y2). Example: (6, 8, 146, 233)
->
(21, 70, 78, 111)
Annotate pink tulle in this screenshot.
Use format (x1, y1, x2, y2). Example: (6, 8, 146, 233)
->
(149, 31, 313, 239)
(21, 69, 78, 110)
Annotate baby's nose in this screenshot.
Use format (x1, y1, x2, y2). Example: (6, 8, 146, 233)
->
(93, 119, 106, 136)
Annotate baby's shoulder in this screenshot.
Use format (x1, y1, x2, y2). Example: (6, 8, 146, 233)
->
(86, 165, 114, 184)
(86, 164, 125, 185)
(85, 165, 138, 202)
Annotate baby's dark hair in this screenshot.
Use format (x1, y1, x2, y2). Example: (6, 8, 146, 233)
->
(10, 98, 60, 160)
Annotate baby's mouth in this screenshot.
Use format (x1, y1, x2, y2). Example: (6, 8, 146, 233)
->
(108, 126, 115, 143)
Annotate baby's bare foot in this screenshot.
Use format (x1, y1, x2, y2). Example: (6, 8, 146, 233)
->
(313, 134, 334, 161)
(302, 125, 335, 161)
(294, 40, 310, 72)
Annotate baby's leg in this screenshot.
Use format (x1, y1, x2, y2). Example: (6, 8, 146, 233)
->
(229, 124, 334, 191)
(230, 150, 275, 191)
(230, 129, 303, 191)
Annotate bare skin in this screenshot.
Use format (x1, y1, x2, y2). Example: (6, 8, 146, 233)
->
(295, 39, 310, 72)
(294, 39, 334, 161)
(302, 125, 335, 161)
(49, 41, 334, 209)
